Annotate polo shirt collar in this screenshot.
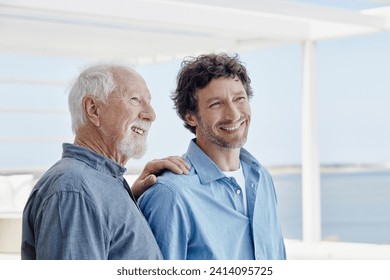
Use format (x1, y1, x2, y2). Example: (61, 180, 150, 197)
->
(186, 139, 262, 185)
(186, 139, 225, 185)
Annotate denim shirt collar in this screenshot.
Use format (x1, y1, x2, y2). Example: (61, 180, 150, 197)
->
(62, 143, 127, 177)
(185, 139, 261, 185)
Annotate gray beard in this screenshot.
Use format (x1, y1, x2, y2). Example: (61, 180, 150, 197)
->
(118, 134, 147, 159)
(118, 122, 149, 159)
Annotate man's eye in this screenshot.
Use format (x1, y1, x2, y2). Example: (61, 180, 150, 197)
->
(236, 96, 247, 102)
(209, 102, 221, 108)
(129, 97, 141, 106)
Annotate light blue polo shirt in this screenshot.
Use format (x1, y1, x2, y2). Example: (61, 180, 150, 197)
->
(139, 139, 286, 260)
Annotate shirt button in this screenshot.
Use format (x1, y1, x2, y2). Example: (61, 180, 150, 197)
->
(236, 189, 241, 194)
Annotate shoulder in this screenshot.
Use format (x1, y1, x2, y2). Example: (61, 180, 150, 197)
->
(138, 179, 177, 219)
(33, 158, 94, 199)
(138, 173, 179, 204)
(157, 170, 191, 188)
(138, 170, 196, 209)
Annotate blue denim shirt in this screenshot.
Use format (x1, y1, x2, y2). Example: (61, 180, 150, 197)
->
(138, 139, 286, 260)
(21, 143, 162, 260)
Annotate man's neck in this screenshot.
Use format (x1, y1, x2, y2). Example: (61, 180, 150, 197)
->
(74, 127, 127, 166)
(195, 139, 241, 172)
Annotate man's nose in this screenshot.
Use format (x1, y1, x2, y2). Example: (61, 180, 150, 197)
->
(139, 102, 156, 122)
(224, 102, 241, 121)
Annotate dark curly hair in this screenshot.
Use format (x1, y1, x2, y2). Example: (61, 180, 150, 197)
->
(171, 53, 253, 134)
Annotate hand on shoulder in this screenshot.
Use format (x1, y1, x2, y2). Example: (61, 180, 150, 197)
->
(131, 156, 190, 199)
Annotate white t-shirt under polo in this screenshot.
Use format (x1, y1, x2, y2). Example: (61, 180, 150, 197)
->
(223, 162, 247, 216)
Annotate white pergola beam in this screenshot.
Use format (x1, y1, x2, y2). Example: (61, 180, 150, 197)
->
(363, 6, 390, 30)
(179, 0, 386, 28)
(0, 1, 310, 40)
(1, 0, 389, 62)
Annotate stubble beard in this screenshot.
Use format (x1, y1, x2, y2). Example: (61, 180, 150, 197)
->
(196, 114, 249, 149)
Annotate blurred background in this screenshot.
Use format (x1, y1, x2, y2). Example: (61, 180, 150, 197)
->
(1, 0, 390, 259)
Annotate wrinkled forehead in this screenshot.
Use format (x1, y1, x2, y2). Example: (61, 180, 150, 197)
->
(112, 67, 151, 99)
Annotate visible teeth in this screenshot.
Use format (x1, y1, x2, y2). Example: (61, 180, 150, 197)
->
(132, 127, 145, 135)
(222, 124, 240, 131)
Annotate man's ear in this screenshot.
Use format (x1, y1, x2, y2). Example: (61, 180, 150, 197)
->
(185, 113, 198, 127)
(82, 96, 101, 127)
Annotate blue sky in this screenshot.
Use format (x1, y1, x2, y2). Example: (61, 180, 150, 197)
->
(1, 0, 389, 171)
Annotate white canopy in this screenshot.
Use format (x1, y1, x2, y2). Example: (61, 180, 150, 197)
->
(1, 0, 389, 63)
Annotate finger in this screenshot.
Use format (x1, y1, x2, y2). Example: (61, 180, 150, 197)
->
(141, 157, 190, 178)
(165, 156, 190, 174)
(161, 158, 189, 174)
(142, 174, 157, 187)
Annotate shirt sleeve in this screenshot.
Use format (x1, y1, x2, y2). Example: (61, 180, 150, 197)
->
(138, 183, 190, 260)
(35, 191, 108, 259)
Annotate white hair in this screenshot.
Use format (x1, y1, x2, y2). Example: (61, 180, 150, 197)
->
(68, 63, 132, 133)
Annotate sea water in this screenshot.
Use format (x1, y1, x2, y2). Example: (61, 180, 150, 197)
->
(272, 170, 390, 244)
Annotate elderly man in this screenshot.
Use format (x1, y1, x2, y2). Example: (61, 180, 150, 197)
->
(139, 53, 286, 260)
(21, 63, 189, 260)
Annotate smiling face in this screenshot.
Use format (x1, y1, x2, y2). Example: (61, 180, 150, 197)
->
(186, 77, 251, 153)
(99, 68, 156, 161)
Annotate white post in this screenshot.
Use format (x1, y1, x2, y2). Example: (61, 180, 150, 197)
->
(301, 40, 321, 243)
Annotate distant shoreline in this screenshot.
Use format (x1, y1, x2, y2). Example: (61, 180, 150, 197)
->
(1, 163, 390, 176)
(268, 163, 390, 174)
